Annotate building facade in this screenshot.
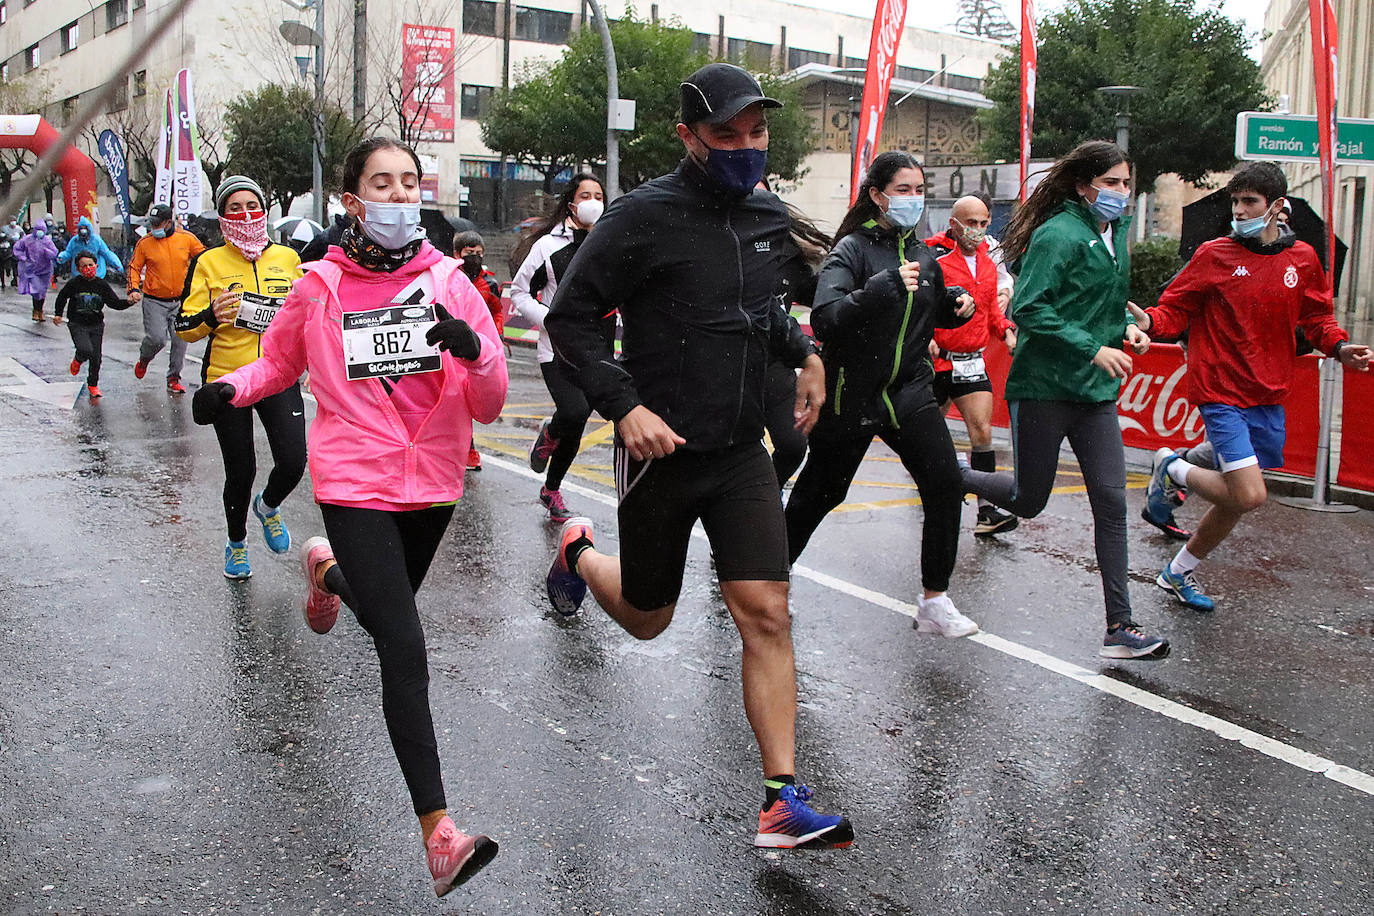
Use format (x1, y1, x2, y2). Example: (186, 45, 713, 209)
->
(1260, 0, 1372, 323)
(2, 0, 1006, 234)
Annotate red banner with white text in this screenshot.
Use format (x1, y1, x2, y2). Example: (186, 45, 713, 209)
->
(850, 0, 908, 203)
(1019, 1, 1036, 201)
(1308, 0, 1338, 274)
(402, 24, 456, 143)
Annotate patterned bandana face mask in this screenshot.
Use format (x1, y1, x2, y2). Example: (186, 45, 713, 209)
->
(219, 210, 269, 261)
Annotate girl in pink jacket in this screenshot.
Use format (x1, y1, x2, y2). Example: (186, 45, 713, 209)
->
(191, 138, 507, 897)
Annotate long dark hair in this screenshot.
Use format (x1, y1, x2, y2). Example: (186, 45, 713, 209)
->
(509, 172, 605, 274)
(832, 151, 923, 245)
(1002, 140, 1128, 264)
(339, 137, 423, 194)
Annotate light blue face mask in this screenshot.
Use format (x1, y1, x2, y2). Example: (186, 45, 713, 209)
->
(1087, 185, 1130, 223)
(1232, 203, 1279, 238)
(884, 193, 925, 230)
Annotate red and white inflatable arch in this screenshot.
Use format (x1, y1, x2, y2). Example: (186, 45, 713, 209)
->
(0, 114, 99, 229)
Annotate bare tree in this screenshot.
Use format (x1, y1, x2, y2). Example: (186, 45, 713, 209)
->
(954, 0, 1018, 42)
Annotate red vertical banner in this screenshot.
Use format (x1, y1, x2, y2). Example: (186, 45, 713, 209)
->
(850, 0, 909, 204)
(402, 24, 456, 143)
(1307, 0, 1338, 276)
(1019, 1, 1037, 201)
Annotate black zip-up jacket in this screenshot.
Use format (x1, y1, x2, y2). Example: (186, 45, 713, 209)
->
(54, 274, 130, 322)
(810, 220, 970, 438)
(545, 157, 818, 452)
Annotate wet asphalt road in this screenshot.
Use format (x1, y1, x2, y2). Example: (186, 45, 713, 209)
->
(1, 293, 1372, 915)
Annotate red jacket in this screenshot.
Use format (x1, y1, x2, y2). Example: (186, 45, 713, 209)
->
(1148, 235, 1347, 407)
(925, 231, 1013, 371)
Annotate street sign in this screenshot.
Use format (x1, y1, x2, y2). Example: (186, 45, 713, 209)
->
(1235, 111, 1374, 166)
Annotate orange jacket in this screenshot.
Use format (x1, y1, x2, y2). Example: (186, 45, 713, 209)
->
(127, 229, 205, 299)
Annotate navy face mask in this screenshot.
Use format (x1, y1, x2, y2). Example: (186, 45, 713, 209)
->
(691, 130, 768, 196)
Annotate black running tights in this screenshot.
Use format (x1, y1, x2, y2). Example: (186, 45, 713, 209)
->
(319, 502, 454, 816)
(211, 384, 307, 542)
(540, 360, 592, 491)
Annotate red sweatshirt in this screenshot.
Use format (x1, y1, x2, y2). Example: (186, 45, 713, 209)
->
(925, 230, 1013, 371)
(1147, 235, 1347, 408)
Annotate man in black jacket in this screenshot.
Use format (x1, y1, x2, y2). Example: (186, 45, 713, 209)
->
(543, 63, 851, 850)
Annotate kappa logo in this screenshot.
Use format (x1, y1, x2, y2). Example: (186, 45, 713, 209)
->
(754, 240, 771, 253)
(1232, 265, 1251, 277)
(1283, 265, 1299, 289)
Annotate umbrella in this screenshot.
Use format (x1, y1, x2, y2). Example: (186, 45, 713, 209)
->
(1180, 190, 1348, 294)
(273, 215, 326, 247)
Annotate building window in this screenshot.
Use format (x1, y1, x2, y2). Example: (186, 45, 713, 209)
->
(61, 22, 79, 54)
(110, 78, 128, 111)
(947, 74, 983, 93)
(787, 47, 829, 70)
(106, 0, 129, 30)
(692, 32, 712, 55)
(460, 84, 493, 120)
(514, 6, 571, 44)
(1, 64, 9, 83)
(62, 95, 78, 124)
(1, 2, 7, 26)
(26, 44, 38, 70)
(844, 57, 867, 71)
(895, 65, 934, 84)
(133, 0, 144, 8)
(727, 38, 772, 70)
(462, 0, 496, 36)
(133, 69, 146, 96)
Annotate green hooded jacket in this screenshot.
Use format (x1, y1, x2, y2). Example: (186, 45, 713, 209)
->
(1005, 199, 1135, 403)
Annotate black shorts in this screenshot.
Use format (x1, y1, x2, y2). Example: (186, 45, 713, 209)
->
(932, 368, 993, 406)
(615, 439, 790, 611)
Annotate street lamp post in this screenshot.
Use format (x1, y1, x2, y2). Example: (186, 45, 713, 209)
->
(1097, 85, 1141, 153)
(584, 0, 620, 199)
(280, 0, 325, 224)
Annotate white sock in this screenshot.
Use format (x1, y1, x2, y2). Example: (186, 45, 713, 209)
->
(1170, 547, 1201, 576)
(1167, 459, 1192, 487)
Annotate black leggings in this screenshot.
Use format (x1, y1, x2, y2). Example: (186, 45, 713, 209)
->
(960, 399, 1131, 626)
(319, 502, 455, 816)
(211, 384, 307, 542)
(763, 362, 808, 487)
(68, 319, 104, 386)
(785, 392, 963, 593)
(540, 360, 592, 491)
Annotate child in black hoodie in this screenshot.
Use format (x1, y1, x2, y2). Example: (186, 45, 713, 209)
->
(53, 252, 131, 399)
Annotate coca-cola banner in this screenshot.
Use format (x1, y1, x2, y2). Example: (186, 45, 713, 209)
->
(1336, 370, 1374, 492)
(850, 0, 908, 204)
(972, 344, 1327, 481)
(1019, 0, 1036, 201)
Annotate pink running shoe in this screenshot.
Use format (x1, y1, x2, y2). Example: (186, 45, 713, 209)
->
(299, 536, 341, 634)
(539, 486, 574, 522)
(426, 816, 498, 897)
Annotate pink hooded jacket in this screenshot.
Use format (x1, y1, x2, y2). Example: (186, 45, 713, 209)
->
(219, 242, 508, 508)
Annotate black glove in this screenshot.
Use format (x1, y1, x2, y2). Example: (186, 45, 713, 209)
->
(426, 310, 482, 361)
(192, 381, 236, 425)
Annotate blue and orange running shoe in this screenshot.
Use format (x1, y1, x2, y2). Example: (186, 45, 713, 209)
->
(546, 517, 593, 616)
(754, 784, 854, 849)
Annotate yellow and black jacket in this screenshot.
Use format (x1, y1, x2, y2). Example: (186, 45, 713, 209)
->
(176, 241, 302, 382)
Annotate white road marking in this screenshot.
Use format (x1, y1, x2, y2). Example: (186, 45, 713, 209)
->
(480, 450, 1374, 800)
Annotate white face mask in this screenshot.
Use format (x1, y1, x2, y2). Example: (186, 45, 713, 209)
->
(359, 199, 424, 250)
(574, 199, 604, 226)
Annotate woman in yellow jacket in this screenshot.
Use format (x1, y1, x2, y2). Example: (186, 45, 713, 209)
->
(177, 176, 306, 579)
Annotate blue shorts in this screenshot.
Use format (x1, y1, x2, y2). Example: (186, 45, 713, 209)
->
(1198, 403, 1286, 472)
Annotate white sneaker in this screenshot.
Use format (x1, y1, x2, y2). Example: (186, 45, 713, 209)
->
(914, 594, 979, 638)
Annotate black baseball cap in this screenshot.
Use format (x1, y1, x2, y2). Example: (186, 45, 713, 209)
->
(680, 63, 781, 126)
(148, 204, 173, 224)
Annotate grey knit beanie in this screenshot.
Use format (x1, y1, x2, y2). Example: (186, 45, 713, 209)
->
(215, 175, 266, 214)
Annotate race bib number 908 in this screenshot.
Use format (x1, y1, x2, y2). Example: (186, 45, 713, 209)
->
(341, 304, 443, 380)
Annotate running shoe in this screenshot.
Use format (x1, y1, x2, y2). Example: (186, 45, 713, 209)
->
(1140, 503, 1191, 541)
(467, 447, 482, 471)
(224, 541, 252, 580)
(1100, 621, 1170, 659)
(134, 359, 148, 379)
(754, 784, 854, 849)
(1156, 565, 1216, 612)
(31, 310, 43, 322)
(1142, 448, 1191, 540)
(299, 536, 341, 634)
(546, 516, 593, 616)
(973, 505, 1019, 537)
(86, 385, 102, 400)
(913, 593, 979, 638)
(167, 376, 186, 394)
(252, 492, 291, 554)
(529, 419, 559, 473)
(69, 358, 81, 376)
(426, 815, 498, 897)
(539, 486, 574, 522)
